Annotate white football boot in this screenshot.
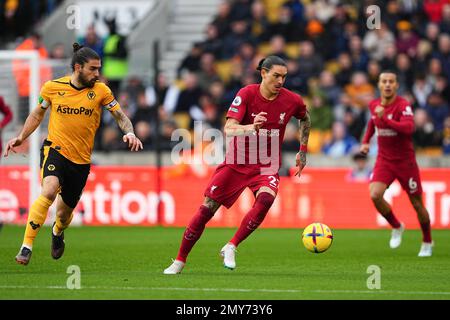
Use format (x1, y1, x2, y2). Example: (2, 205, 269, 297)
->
(389, 223, 405, 249)
(220, 243, 237, 270)
(163, 259, 185, 274)
(418, 241, 433, 257)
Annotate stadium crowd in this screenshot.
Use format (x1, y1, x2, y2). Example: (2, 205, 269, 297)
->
(3, 0, 450, 156)
(111, 0, 450, 157)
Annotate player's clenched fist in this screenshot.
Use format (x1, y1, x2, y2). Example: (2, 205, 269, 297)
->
(374, 105, 385, 118)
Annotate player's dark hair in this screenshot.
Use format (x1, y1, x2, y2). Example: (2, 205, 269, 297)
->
(256, 55, 287, 72)
(71, 43, 100, 71)
(379, 69, 398, 79)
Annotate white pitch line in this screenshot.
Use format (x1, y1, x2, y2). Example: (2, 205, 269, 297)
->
(1, 285, 450, 296)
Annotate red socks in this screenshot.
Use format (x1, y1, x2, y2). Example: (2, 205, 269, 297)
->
(230, 193, 275, 247)
(176, 205, 214, 262)
(383, 211, 401, 229)
(420, 222, 432, 243)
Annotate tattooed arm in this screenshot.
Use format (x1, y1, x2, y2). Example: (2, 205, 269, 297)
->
(110, 109, 143, 151)
(295, 110, 311, 177)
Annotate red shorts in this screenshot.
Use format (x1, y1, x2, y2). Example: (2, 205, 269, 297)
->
(204, 164, 280, 208)
(371, 159, 423, 196)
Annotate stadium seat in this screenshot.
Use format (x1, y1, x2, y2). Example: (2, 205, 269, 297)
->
(262, 0, 287, 23)
(173, 112, 191, 130)
(308, 129, 332, 154)
(215, 60, 233, 83)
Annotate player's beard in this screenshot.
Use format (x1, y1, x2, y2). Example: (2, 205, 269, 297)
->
(78, 72, 98, 88)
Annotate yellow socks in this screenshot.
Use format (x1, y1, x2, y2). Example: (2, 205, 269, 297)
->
(23, 195, 53, 248)
(53, 212, 74, 236)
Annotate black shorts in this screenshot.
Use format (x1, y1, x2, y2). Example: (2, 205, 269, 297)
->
(40, 139, 90, 208)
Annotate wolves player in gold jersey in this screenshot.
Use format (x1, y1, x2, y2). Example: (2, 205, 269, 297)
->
(4, 43, 143, 265)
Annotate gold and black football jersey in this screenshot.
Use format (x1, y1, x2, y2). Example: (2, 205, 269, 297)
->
(38, 76, 120, 164)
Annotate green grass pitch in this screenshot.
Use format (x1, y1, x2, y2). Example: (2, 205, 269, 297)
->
(0, 225, 449, 300)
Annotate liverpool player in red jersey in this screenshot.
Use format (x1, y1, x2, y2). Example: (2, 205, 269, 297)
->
(164, 56, 311, 274)
(360, 71, 433, 257)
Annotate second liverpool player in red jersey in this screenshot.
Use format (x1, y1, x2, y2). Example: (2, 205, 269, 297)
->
(164, 56, 311, 274)
(360, 71, 433, 257)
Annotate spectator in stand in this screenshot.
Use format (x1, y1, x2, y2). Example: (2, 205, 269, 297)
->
(432, 34, 450, 81)
(384, 0, 402, 32)
(424, 91, 449, 132)
(282, 121, 300, 152)
(284, 59, 307, 94)
(49, 42, 69, 78)
(199, 93, 222, 130)
(178, 43, 203, 78)
(100, 126, 126, 152)
(335, 52, 354, 87)
(423, 0, 447, 23)
(268, 4, 304, 42)
(145, 73, 170, 108)
(173, 72, 203, 125)
(309, 94, 333, 132)
(132, 91, 158, 128)
(439, 4, 450, 34)
(363, 22, 396, 61)
(229, 0, 253, 22)
(102, 17, 128, 97)
(232, 41, 256, 74)
(159, 120, 178, 151)
(413, 108, 440, 149)
(426, 57, 445, 87)
(414, 40, 433, 75)
(208, 80, 229, 115)
(212, 1, 232, 38)
(268, 34, 289, 61)
(343, 106, 367, 141)
(443, 116, 450, 154)
(327, 5, 353, 58)
(283, 0, 304, 23)
(395, 53, 415, 93)
(297, 40, 324, 79)
(348, 35, 369, 72)
(380, 43, 398, 70)
(305, 19, 332, 59)
(345, 72, 375, 111)
(121, 76, 146, 118)
(196, 52, 221, 92)
(434, 74, 450, 102)
(425, 22, 441, 51)
(134, 121, 153, 150)
(347, 152, 372, 182)
(79, 24, 104, 60)
(318, 70, 342, 108)
(200, 24, 223, 59)
(221, 19, 253, 60)
(367, 59, 382, 87)
(396, 20, 420, 58)
(412, 73, 434, 108)
(249, 0, 270, 43)
(322, 121, 358, 158)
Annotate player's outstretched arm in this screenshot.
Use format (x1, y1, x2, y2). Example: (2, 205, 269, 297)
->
(295, 111, 311, 177)
(110, 109, 143, 152)
(360, 118, 375, 155)
(4, 105, 47, 157)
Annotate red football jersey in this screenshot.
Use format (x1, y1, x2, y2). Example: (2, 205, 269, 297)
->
(363, 96, 415, 161)
(224, 84, 306, 175)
